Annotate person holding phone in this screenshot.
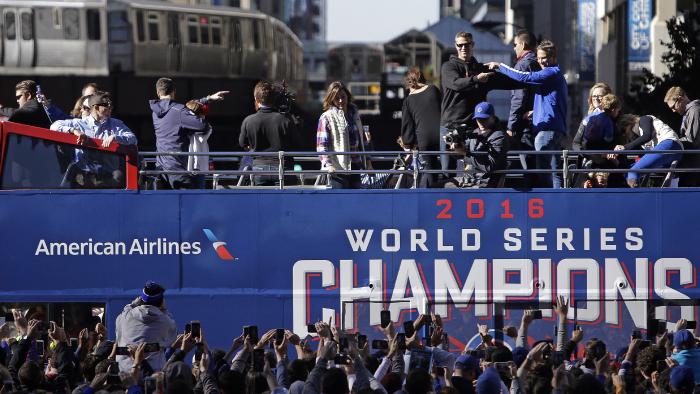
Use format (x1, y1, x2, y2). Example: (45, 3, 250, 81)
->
(115, 281, 177, 372)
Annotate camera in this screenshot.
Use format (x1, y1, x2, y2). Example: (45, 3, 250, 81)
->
(443, 123, 477, 146)
(273, 82, 296, 114)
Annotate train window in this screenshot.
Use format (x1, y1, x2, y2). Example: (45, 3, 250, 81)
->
(135, 10, 145, 42)
(5, 12, 16, 40)
(231, 20, 242, 51)
(108, 11, 129, 43)
(199, 16, 209, 45)
(252, 20, 262, 50)
(86, 9, 101, 40)
(211, 17, 221, 46)
(367, 54, 382, 75)
(21, 12, 32, 40)
(187, 15, 198, 44)
(52, 8, 61, 29)
(62, 8, 80, 40)
(147, 13, 159, 42)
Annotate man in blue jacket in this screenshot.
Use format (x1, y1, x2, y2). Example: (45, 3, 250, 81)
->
(149, 77, 228, 189)
(508, 31, 540, 187)
(487, 40, 568, 188)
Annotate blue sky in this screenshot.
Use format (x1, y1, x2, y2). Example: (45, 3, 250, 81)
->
(326, 0, 440, 42)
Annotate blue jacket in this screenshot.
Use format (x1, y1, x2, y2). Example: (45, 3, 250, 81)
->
(672, 348, 700, 384)
(498, 63, 568, 134)
(150, 98, 212, 172)
(508, 51, 540, 134)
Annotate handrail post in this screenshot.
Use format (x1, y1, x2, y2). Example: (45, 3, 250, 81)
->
(279, 151, 285, 190)
(412, 149, 419, 189)
(562, 149, 569, 188)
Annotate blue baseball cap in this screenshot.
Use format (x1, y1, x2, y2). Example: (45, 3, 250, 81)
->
(673, 329, 694, 348)
(455, 354, 480, 372)
(473, 102, 494, 119)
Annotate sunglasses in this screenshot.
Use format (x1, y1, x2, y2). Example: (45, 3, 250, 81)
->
(95, 103, 112, 109)
(15, 94, 24, 100)
(455, 42, 474, 49)
(82, 106, 90, 111)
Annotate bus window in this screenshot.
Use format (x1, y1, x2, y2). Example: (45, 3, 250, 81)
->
(5, 11, 16, 40)
(20, 12, 32, 40)
(328, 53, 342, 80)
(1, 133, 126, 189)
(86, 9, 100, 40)
(62, 8, 79, 40)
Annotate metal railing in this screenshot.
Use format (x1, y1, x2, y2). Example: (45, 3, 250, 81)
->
(137, 148, 700, 190)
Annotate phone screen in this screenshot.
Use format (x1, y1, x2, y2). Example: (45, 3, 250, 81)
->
(247, 326, 259, 343)
(144, 378, 157, 394)
(116, 346, 130, 356)
(307, 323, 317, 333)
(358, 335, 367, 349)
(396, 333, 406, 350)
(194, 343, 204, 361)
(403, 321, 415, 337)
(35, 340, 44, 356)
(144, 343, 161, 353)
(380, 310, 391, 328)
(372, 339, 388, 350)
(190, 321, 201, 338)
(275, 329, 285, 345)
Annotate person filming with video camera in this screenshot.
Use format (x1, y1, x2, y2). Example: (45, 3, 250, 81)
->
(444, 101, 509, 188)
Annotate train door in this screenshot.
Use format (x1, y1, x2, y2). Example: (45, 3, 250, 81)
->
(2, 8, 19, 67)
(17, 8, 34, 67)
(166, 12, 180, 72)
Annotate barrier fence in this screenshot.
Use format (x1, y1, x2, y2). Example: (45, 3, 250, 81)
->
(138, 149, 700, 189)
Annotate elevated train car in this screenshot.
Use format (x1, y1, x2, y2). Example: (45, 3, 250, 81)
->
(0, 0, 305, 148)
(326, 43, 383, 116)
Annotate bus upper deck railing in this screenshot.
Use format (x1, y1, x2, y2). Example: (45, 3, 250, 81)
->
(137, 149, 700, 190)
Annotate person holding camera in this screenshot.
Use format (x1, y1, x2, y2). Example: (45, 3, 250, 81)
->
(239, 80, 295, 186)
(445, 102, 509, 188)
(115, 281, 177, 373)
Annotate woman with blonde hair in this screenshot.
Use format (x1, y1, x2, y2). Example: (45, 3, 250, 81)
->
(69, 95, 92, 119)
(572, 83, 613, 151)
(316, 81, 369, 189)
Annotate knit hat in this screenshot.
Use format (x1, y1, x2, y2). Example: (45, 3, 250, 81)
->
(673, 329, 694, 348)
(141, 281, 165, 305)
(455, 354, 480, 372)
(670, 365, 695, 391)
(476, 367, 502, 394)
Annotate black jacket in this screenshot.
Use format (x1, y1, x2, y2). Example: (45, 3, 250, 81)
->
(239, 107, 294, 164)
(440, 55, 531, 126)
(1, 99, 51, 129)
(508, 51, 540, 134)
(440, 55, 490, 126)
(462, 129, 509, 187)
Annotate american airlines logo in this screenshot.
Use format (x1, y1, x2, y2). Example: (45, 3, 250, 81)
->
(202, 229, 236, 261)
(33, 228, 236, 261)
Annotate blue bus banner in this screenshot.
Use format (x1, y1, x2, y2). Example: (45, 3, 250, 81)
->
(1, 189, 698, 351)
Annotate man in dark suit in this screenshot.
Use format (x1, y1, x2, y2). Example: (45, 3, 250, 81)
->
(0, 80, 51, 129)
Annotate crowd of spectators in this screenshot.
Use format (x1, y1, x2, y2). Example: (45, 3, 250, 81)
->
(1, 283, 699, 394)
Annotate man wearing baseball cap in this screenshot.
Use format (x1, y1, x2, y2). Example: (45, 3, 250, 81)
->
(671, 328, 700, 384)
(446, 101, 509, 188)
(115, 281, 177, 372)
(451, 354, 480, 393)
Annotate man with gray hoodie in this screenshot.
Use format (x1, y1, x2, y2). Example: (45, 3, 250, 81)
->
(665, 86, 700, 186)
(115, 281, 177, 373)
(149, 77, 228, 189)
